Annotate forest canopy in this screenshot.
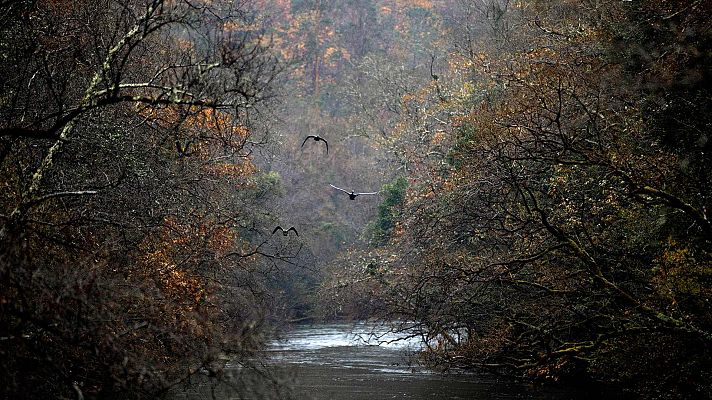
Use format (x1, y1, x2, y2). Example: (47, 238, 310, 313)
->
(1, 0, 284, 398)
(315, 0, 711, 398)
(1, 0, 710, 399)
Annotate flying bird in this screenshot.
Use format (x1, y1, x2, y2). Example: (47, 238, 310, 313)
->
(301, 135, 329, 154)
(330, 184, 379, 200)
(272, 226, 299, 236)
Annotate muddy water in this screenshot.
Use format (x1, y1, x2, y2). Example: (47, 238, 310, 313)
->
(260, 322, 618, 400)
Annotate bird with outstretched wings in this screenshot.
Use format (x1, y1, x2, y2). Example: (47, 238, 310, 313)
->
(301, 135, 329, 154)
(272, 226, 299, 236)
(329, 184, 379, 200)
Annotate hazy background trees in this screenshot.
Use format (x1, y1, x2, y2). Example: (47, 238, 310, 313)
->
(2, 0, 710, 398)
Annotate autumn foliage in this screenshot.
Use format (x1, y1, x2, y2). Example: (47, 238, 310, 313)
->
(317, 0, 712, 397)
(3, 0, 710, 398)
(0, 0, 282, 398)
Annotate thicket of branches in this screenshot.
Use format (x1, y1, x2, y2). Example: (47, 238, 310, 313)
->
(4, 0, 708, 397)
(0, 0, 288, 398)
(320, 0, 711, 397)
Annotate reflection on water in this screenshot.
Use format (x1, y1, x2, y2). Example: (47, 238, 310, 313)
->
(268, 322, 421, 351)
(172, 322, 623, 400)
(263, 322, 427, 378)
(263, 322, 620, 400)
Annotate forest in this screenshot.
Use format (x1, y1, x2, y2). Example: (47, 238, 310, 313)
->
(0, 0, 710, 399)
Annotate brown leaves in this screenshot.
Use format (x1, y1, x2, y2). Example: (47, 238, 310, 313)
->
(141, 106, 250, 140)
(137, 216, 241, 307)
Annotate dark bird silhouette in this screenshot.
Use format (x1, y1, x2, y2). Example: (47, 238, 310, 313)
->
(301, 135, 329, 154)
(272, 226, 299, 236)
(330, 184, 379, 200)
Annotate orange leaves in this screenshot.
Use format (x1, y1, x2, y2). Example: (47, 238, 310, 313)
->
(232, 124, 250, 138)
(163, 266, 205, 303)
(139, 234, 203, 304)
(141, 246, 206, 305)
(431, 130, 447, 145)
(140, 105, 249, 141)
(184, 108, 246, 137)
(137, 216, 241, 306)
(204, 159, 257, 181)
(207, 225, 236, 253)
(137, 105, 256, 175)
(324, 46, 350, 63)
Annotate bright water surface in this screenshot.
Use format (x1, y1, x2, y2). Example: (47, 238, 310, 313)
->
(259, 322, 618, 400)
(173, 322, 622, 400)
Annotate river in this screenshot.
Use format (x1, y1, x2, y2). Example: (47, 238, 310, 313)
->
(172, 322, 622, 400)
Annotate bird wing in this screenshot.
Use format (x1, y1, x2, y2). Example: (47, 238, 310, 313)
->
(301, 135, 317, 147)
(272, 226, 283, 235)
(287, 227, 299, 236)
(329, 184, 350, 194)
(322, 138, 329, 154)
(355, 191, 379, 196)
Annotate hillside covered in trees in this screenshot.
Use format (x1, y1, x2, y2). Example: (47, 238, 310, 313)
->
(1, 0, 710, 399)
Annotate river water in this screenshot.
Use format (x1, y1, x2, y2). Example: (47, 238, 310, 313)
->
(259, 322, 617, 400)
(172, 322, 622, 400)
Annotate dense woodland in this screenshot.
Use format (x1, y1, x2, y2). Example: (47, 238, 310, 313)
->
(1, 0, 710, 399)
